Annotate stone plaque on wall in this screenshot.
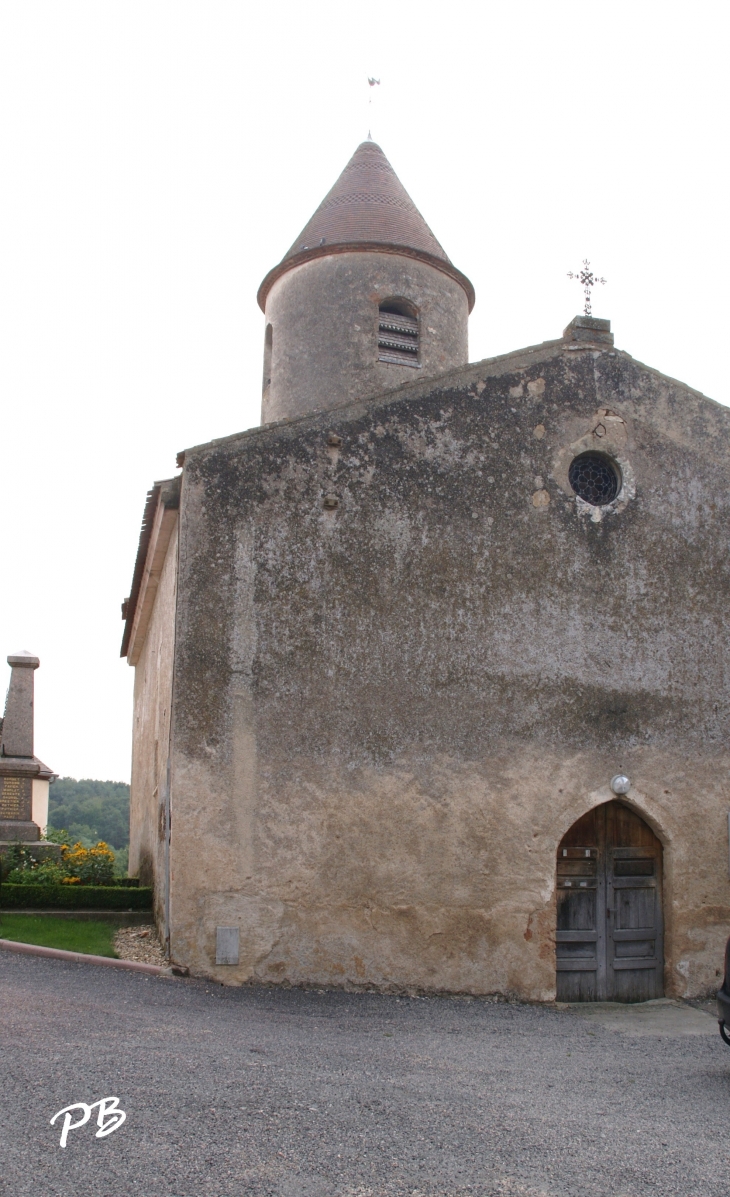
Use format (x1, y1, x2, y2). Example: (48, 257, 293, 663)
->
(0, 776, 32, 822)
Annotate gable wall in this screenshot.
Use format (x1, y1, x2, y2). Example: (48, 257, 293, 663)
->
(169, 343, 730, 997)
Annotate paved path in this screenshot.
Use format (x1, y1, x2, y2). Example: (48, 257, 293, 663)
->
(1, 949, 728, 1197)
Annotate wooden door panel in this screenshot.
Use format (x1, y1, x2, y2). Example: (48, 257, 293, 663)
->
(556, 800, 663, 1002)
(614, 940, 655, 958)
(612, 963, 660, 1003)
(558, 947, 599, 961)
(614, 859, 654, 875)
(613, 958, 661, 969)
(611, 803, 657, 849)
(556, 963, 600, 1000)
(556, 834, 603, 1000)
(607, 802, 663, 1001)
(612, 928, 655, 941)
(557, 888, 597, 930)
(615, 886, 656, 928)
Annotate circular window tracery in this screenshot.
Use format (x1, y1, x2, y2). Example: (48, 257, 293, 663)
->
(568, 452, 620, 506)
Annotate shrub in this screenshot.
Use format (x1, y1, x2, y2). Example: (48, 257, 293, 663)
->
(43, 827, 72, 846)
(3, 843, 37, 877)
(0, 884, 153, 910)
(112, 846, 129, 878)
(61, 841, 116, 887)
(5, 862, 68, 886)
(1, 837, 117, 887)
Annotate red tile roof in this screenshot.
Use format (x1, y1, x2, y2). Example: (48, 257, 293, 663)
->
(285, 140, 449, 262)
(258, 141, 474, 311)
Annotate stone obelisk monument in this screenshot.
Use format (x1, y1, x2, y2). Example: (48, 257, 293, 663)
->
(0, 652, 56, 847)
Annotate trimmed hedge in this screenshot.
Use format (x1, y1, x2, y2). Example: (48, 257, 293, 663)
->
(0, 884, 152, 910)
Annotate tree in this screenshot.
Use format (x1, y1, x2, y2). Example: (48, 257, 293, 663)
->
(47, 778, 130, 850)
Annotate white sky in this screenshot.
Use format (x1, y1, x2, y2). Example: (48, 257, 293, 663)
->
(1, 1, 728, 782)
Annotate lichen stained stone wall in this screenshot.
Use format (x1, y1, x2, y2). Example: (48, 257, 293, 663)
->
(129, 522, 178, 921)
(169, 334, 730, 998)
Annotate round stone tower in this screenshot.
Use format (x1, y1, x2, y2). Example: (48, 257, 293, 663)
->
(257, 140, 475, 425)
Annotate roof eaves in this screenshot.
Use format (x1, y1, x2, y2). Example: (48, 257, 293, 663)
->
(257, 242, 475, 313)
(121, 476, 179, 658)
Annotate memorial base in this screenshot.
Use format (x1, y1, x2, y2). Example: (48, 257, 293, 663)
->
(0, 839, 63, 862)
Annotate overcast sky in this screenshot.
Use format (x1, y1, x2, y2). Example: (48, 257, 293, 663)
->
(1, 1, 728, 782)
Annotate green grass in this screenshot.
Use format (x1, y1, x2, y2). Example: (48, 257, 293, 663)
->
(0, 913, 118, 957)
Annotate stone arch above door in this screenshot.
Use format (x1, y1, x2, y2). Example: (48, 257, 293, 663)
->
(556, 800, 664, 1002)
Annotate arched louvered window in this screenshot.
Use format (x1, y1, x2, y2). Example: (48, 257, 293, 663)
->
(378, 300, 419, 367)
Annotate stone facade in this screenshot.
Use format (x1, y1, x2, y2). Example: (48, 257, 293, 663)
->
(122, 139, 730, 999)
(123, 321, 730, 998)
(124, 480, 180, 940)
(128, 524, 177, 905)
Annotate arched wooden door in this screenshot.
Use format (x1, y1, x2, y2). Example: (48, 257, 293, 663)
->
(556, 801, 664, 1002)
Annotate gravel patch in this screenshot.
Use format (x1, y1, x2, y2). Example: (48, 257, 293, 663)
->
(2, 948, 729, 1197)
(112, 923, 166, 966)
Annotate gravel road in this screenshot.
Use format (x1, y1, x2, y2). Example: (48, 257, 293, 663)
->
(1, 948, 728, 1197)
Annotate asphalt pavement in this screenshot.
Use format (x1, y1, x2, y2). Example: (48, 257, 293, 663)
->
(1, 947, 728, 1197)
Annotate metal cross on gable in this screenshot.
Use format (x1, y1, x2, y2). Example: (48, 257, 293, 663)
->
(568, 259, 606, 316)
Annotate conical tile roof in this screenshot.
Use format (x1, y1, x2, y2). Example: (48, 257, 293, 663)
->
(258, 141, 474, 310)
(284, 140, 449, 263)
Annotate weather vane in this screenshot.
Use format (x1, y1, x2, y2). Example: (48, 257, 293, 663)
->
(568, 259, 606, 316)
(367, 76, 380, 140)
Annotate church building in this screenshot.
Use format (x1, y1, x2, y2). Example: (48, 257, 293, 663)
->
(122, 139, 730, 1001)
